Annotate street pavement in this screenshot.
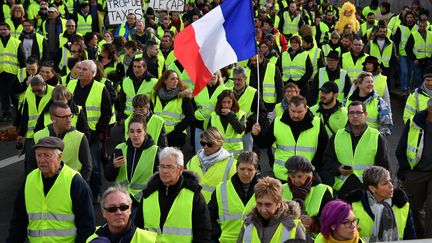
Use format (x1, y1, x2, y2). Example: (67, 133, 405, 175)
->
(0, 94, 406, 241)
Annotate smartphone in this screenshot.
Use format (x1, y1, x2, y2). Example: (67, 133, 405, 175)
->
(343, 165, 352, 170)
(114, 148, 123, 158)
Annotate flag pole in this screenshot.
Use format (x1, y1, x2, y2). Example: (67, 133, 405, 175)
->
(256, 53, 260, 123)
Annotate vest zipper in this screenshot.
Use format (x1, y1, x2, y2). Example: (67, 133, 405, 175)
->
(130, 148, 137, 180)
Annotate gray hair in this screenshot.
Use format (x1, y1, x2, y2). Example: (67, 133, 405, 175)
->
(233, 66, 247, 78)
(80, 60, 97, 77)
(100, 185, 132, 209)
(30, 74, 45, 86)
(363, 166, 390, 187)
(158, 147, 184, 166)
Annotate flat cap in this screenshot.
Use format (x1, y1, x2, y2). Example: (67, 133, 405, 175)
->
(33, 137, 64, 151)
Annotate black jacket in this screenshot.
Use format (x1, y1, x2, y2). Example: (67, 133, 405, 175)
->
(234, 87, 268, 133)
(135, 171, 212, 243)
(104, 135, 160, 206)
(7, 163, 95, 242)
(345, 188, 416, 240)
(253, 109, 328, 170)
(208, 173, 258, 241)
(19, 31, 48, 61)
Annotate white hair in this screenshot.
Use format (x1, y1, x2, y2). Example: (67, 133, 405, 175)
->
(158, 147, 184, 166)
(100, 185, 132, 209)
(80, 60, 97, 77)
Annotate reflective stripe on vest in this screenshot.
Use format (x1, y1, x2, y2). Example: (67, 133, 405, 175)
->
(25, 165, 77, 241)
(308, 47, 321, 80)
(235, 86, 257, 118)
(281, 51, 308, 81)
(374, 74, 387, 97)
(122, 77, 158, 116)
(282, 12, 300, 35)
(58, 46, 70, 70)
(143, 188, 193, 242)
(67, 80, 104, 131)
(282, 183, 331, 216)
(342, 52, 368, 80)
(24, 85, 54, 138)
(273, 116, 321, 180)
(210, 111, 245, 155)
(216, 180, 256, 242)
(333, 127, 379, 190)
(262, 63, 277, 103)
(0, 36, 21, 75)
(398, 25, 417, 56)
(194, 84, 226, 122)
(370, 40, 393, 67)
(153, 95, 185, 134)
(309, 104, 348, 136)
(318, 68, 347, 102)
(403, 89, 430, 122)
(34, 128, 84, 171)
(406, 118, 423, 169)
(187, 155, 236, 203)
(115, 142, 158, 201)
(412, 31, 432, 59)
(242, 221, 296, 242)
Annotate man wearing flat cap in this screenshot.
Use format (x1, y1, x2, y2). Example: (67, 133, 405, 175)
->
(7, 137, 95, 242)
(310, 82, 348, 137)
(403, 66, 432, 123)
(311, 50, 351, 105)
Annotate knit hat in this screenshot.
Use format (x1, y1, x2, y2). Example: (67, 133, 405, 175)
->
(423, 66, 432, 79)
(285, 156, 315, 174)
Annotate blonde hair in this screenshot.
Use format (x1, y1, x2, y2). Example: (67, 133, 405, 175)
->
(11, 4, 25, 17)
(254, 177, 282, 203)
(354, 71, 373, 85)
(200, 127, 224, 146)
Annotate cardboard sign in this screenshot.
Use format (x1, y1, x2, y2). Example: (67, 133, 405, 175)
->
(107, 0, 144, 25)
(149, 0, 185, 11)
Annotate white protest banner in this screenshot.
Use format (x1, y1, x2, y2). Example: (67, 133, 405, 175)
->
(106, 0, 144, 25)
(149, 0, 184, 11)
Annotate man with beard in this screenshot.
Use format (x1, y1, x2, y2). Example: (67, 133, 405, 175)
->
(340, 33, 353, 54)
(143, 41, 165, 78)
(310, 82, 348, 137)
(252, 95, 328, 181)
(160, 34, 175, 67)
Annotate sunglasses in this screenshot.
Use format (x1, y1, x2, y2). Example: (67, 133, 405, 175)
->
(200, 141, 213, 147)
(103, 204, 130, 213)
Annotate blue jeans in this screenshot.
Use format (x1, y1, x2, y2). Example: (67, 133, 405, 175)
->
(412, 61, 424, 89)
(399, 56, 413, 91)
(89, 140, 102, 197)
(242, 132, 253, 151)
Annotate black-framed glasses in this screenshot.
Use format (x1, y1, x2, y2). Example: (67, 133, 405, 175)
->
(342, 218, 359, 228)
(54, 114, 74, 120)
(348, 111, 364, 116)
(200, 141, 213, 147)
(103, 204, 130, 213)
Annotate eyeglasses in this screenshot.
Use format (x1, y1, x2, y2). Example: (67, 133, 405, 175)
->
(54, 114, 74, 120)
(342, 218, 359, 228)
(200, 141, 213, 147)
(158, 164, 179, 171)
(66, 25, 76, 27)
(103, 204, 130, 213)
(348, 111, 364, 116)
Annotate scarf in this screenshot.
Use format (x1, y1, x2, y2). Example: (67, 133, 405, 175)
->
(287, 176, 313, 201)
(367, 191, 398, 242)
(281, 97, 289, 112)
(197, 148, 231, 173)
(327, 231, 361, 243)
(157, 86, 179, 101)
(422, 83, 432, 97)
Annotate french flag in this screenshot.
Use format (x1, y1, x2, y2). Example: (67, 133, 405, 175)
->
(174, 0, 257, 96)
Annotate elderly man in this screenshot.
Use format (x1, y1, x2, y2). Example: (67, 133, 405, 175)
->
(135, 147, 211, 242)
(86, 186, 157, 242)
(237, 177, 307, 242)
(7, 137, 95, 242)
(67, 60, 112, 202)
(32, 102, 92, 182)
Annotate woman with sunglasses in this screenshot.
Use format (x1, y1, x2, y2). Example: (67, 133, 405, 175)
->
(321, 31, 342, 62)
(207, 89, 245, 157)
(345, 166, 416, 242)
(87, 186, 157, 242)
(105, 113, 159, 217)
(315, 200, 364, 243)
(186, 127, 236, 203)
